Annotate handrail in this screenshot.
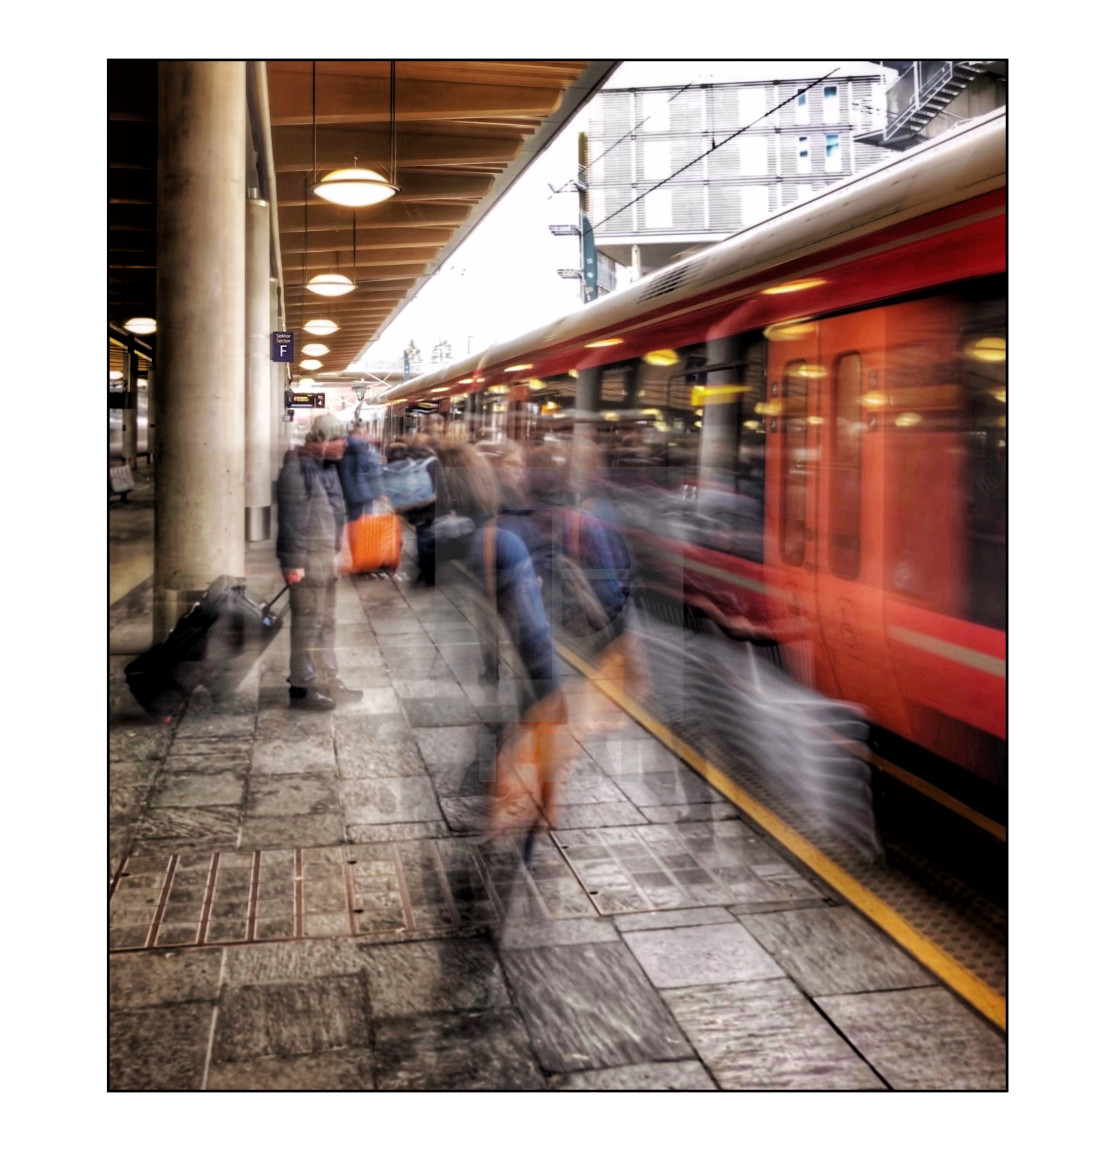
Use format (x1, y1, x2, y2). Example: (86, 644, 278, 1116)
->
(882, 60, 958, 144)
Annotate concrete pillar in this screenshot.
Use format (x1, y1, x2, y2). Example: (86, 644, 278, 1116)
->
(631, 244, 642, 281)
(153, 61, 247, 640)
(121, 349, 139, 467)
(245, 197, 271, 541)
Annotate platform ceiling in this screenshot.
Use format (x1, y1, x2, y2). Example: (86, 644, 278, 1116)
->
(109, 60, 617, 377)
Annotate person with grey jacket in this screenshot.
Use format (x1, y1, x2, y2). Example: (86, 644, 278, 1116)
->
(276, 414, 364, 711)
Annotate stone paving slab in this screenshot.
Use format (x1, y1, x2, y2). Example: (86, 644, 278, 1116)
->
(500, 941, 693, 1073)
(211, 974, 370, 1062)
(549, 1061, 718, 1090)
(205, 1048, 376, 1090)
(622, 921, 784, 989)
(813, 986, 1006, 1090)
(663, 978, 887, 1090)
(371, 1009, 545, 1091)
(359, 938, 510, 1018)
(109, 1002, 215, 1090)
(737, 906, 938, 996)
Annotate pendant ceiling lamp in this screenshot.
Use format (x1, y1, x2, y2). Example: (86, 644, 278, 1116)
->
(304, 64, 355, 298)
(303, 318, 339, 336)
(313, 166, 397, 207)
(302, 343, 330, 357)
(124, 317, 157, 335)
(312, 61, 400, 207)
(307, 272, 354, 297)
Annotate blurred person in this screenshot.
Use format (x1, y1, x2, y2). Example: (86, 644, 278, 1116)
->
(276, 413, 363, 711)
(338, 425, 383, 522)
(438, 441, 569, 856)
(401, 433, 450, 587)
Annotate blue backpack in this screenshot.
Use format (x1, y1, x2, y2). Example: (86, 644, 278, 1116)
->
(381, 456, 436, 513)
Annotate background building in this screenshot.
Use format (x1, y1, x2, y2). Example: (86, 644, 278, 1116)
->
(583, 62, 896, 281)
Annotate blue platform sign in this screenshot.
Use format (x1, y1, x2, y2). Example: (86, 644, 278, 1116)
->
(271, 331, 294, 362)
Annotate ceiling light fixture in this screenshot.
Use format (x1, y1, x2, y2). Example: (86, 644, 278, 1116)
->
(303, 319, 339, 336)
(313, 61, 400, 207)
(313, 166, 397, 207)
(304, 63, 356, 301)
(300, 359, 323, 371)
(124, 317, 156, 335)
(302, 343, 330, 357)
(307, 272, 355, 297)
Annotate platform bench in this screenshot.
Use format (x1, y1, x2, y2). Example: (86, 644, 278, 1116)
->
(109, 464, 136, 502)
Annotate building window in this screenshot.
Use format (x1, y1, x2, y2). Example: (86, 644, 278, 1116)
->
(825, 133, 841, 173)
(741, 185, 769, 225)
(739, 136, 768, 176)
(644, 141, 672, 181)
(739, 86, 768, 126)
(823, 84, 839, 124)
(795, 91, 809, 125)
(642, 91, 671, 132)
(645, 189, 673, 229)
(797, 183, 815, 202)
(797, 136, 811, 174)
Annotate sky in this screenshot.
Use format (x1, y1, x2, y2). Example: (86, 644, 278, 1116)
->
(351, 61, 893, 376)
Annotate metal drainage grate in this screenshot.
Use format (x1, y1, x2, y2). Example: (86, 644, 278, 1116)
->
(108, 837, 596, 952)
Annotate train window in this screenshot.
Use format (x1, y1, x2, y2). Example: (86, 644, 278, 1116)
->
(780, 360, 810, 566)
(883, 278, 1006, 629)
(960, 290, 1007, 630)
(829, 352, 862, 579)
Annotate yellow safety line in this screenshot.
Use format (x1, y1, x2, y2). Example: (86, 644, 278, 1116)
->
(556, 640, 1007, 1032)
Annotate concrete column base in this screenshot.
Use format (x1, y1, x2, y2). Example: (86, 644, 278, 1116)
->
(245, 506, 271, 542)
(153, 587, 206, 643)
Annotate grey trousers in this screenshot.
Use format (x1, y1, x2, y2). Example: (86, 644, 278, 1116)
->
(288, 559, 338, 689)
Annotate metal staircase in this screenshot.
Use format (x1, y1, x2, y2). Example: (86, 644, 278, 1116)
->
(856, 61, 996, 150)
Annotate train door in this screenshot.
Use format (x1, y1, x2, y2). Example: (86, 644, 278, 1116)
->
(812, 309, 909, 733)
(763, 325, 834, 695)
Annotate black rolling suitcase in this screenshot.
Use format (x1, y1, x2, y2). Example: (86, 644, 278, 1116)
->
(125, 576, 289, 718)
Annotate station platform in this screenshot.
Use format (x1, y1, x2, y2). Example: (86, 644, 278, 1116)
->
(108, 492, 1006, 1091)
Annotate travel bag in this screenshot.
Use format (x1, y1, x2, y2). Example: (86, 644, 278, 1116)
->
(344, 504, 403, 574)
(381, 456, 436, 512)
(125, 576, 289, 718)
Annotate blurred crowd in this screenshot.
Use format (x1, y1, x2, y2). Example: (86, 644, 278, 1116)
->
(277, 414, 633, 861)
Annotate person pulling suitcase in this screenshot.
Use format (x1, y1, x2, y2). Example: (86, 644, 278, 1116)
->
(276, 414, 364, 711)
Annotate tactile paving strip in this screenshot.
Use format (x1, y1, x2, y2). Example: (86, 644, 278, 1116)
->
(108, 837, 596, 952)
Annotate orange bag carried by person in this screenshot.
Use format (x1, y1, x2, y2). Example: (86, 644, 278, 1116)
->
(344, 504, 402, 574)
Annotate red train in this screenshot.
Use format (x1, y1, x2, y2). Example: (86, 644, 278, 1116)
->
(378, 109, 1007, 788)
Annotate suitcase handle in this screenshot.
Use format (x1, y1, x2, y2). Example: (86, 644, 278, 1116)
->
(262, 583, 291, 624)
